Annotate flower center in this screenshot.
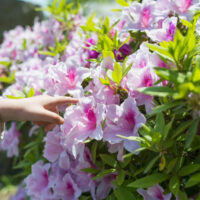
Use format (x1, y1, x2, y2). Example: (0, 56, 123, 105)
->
(66, 182, 75, 197)
(125, 111, 135, 130)
(42, 170, 49, 187)
(66, 67, 76, 87)
(84, 105, 97, 130)
(139, 59, 147, 68)
(166, 22, 176, 41)
(142, 73, 153, 87)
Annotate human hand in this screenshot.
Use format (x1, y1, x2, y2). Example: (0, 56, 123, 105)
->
(0, 95, 78, 131)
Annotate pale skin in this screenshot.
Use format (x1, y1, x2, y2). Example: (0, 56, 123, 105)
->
(0, 95, 78, 131)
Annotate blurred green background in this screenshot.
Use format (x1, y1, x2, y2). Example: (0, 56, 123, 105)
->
(0, 0, 118, 42)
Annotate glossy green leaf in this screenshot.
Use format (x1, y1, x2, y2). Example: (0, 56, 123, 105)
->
(178, 164, 200, 177)
(185, 119, 199, 149)
(128, 173, 169, 188)
(144, 155, 160, 174)
(112, 62, 122, 85)
(169, 175, 180, 195)
(116, 0, 129, 7)
(100, 154, 117, 167)
(116, 169, 125, 185)
(137, 86, 175, 97)
(146, 43, 174, 61)
(185, 172, 200, 188)
(154, 67, 185, 85)
(114, 187, 135, 200)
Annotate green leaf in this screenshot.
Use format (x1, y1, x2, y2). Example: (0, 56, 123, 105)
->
(27, 88, 35, 98)
(116, 169, 125, 185)
(177, 191, 188, 200)
(116, 0, 129, 7)
(163, 117, 174, 140)
(169, 175, 180, 195)
(100, 154, 117, 167)
(122, 62, 132, 79)
(123, 147, 147, 159)
(144, 155, 160, 174)
(172, 120, 193, 139)
(99, 76, 110, 86)
(155, 113, 165, 134)
(112, 62, 122, 85)
(117, 135, 145, 143)
(154, 67, 185, 85)
(22, 39, 27, 50)
(81, 167, 99, 174)
(114, 187, 135, 200)
(128, 173, 169, 188)
(102, 50, 115, 59)
(178, 164, 200, 177)
(181, 19, 192, 28)
(192, 56, 200, 82)
(103, 16, 110, 34)
(149, 101, 181, 116)
(146, 43, 174, 62)
(185, 172, 200, 188)
(6, 95, 23, 99)
(185, 119, 199, 149)
(0, 61, 12, 67)
(91, 141, 98, 163)
(38, 51, 57, 57)
(93, 169, 117, 180)
(137, 86, 175, 97)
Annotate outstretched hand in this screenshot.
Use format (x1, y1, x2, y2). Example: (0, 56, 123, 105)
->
(0, 95, 78, 131)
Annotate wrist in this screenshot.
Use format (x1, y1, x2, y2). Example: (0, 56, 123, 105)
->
(0, 98, 24, 122)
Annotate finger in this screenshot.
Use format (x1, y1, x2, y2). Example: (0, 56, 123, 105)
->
(45, 124, 56, 132)
(41, 109, 64, 124)
(33, 121, 49, 127)
(48, 96, 79, 105)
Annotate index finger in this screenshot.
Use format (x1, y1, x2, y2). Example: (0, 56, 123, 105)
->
(49, 96, 79, 105)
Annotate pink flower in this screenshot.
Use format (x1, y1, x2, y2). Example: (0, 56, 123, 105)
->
(170, 0, 200, 19)
(1, 122, 20, 157)
(104, 97, 146, 152)
(25, 161, 51, 200)
(61, 97, 105, 157)
(123, 0, 160, 31)
(137, 184, 172, 200)
(127, 43, 152, 69)
(53, 173, 81, 200)
(44, 59, 90, 97)
(147, 17, 177, 42)
(96, 173, 117, 200)
(43, 126, 64, 163)
(127, 67, 158, 113)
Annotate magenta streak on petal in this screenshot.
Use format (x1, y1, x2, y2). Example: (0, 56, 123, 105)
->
(42, 170, 49, 188)
(139, 59, 147, 68)
(84, 105, 97, 130)
(66, 67, 76, 87)
(180, 0, 192, 13)
(166, 22, 176, 41)
(155, 190, 165, 200)
(142, 73, 153, 87)
(141, 7, 151, 28)
(66, 182, 75, 197)
(125, 111, 136, 130)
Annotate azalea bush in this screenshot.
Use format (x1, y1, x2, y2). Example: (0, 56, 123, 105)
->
(0, 0, 200, 199)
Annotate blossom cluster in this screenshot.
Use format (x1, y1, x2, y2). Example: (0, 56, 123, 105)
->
(0, 0, 200, 199)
